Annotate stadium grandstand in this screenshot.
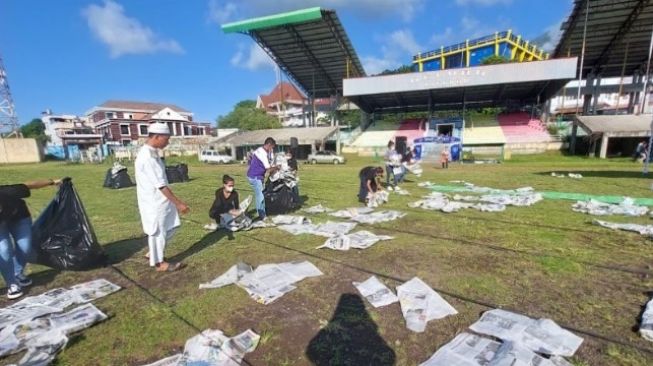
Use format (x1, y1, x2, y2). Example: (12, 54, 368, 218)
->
(223, 1, 653, 161)
(413, 30, 549, 72)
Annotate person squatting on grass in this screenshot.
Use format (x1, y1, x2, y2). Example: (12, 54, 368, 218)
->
(358, 166, 384, 204)
(135, 122, 189, 273)
(209, 175, 241, 230)
(0, 178, 62, 299)
(246, 137, 278, 221)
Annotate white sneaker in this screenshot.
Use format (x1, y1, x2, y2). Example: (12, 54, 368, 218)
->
(7, 284, 23, 300)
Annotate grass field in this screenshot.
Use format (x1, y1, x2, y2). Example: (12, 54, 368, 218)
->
(1, 153, 653, 365)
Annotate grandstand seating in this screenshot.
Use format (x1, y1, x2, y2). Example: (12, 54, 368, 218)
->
(497, 112, 552, 143)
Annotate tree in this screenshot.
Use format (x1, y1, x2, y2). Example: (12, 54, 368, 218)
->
(216, 100, 281, 130)
(20, 118, 49, 144)
(481, 55, 511, 65)
(376, 64, 414, 76)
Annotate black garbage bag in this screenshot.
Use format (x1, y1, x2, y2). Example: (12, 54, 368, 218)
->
(102, 168, 134, 189)
(166, 163, 190, 183)
(264, 180, 300, 215)
(31, 178, 106, 270)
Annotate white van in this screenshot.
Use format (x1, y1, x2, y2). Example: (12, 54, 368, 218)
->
(199, 150, 234, 164)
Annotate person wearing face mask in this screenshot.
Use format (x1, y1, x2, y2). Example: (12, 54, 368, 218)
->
(209, 175, 241, 229)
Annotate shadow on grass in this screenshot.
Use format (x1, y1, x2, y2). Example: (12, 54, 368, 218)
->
(535, 170, 650, 179)
(104, 236, 148, 265)
(632, 291, 653, 333)
(306, 293, 396, 366)
(168, 229, 230, 264)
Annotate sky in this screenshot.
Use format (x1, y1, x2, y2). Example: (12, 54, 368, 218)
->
(0, 0, 574, 125)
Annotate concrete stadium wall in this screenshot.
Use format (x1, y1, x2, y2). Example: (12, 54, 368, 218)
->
(0, 138, 43, 164)
(346, 141, 566, 157)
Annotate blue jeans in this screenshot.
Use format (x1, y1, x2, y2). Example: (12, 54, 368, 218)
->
(0, 217, 32, 287)
(385, 164, 393, 185)
(248, 177, 266, 218)
(220, 213, 235, 227)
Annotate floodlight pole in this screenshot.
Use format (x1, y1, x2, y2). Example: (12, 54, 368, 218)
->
(639, 26, 653, 115)
(644, 117, 653, 174)
(570, 0, 590, 155)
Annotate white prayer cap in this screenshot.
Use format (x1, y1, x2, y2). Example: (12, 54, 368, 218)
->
(148, 122, 170, 135)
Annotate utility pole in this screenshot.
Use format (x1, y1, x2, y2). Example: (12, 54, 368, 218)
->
(0, 55, 20, 137)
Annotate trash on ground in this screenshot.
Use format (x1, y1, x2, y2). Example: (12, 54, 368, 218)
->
(396, 277, 457, 332)
(141, 354, 181, 366)
(303, 204, 333, 214)
(593, 219, 653, 237)
(367, 190, 389, 208)
(419, 332, 574, 366)
(330, 207, 374, 218)
(640, 296, 653, 342)
(572, 198, 648, 216)
(352, 276, 399, 308)
(551, 172, 582, 179)
(348, 210, 406, 224)
(271, 215, 311, 225)
(317, 231, 393, 251)
(200, 261, 322, 304)
(176, 328, 259, 366)
(276, 221, 357, 238)
(469, 309, 583, 357)
(0, 304, 107, 359)
(0, 279, 120, 331)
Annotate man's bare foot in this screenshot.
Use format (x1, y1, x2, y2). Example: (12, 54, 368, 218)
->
(155, 261, 183, 272)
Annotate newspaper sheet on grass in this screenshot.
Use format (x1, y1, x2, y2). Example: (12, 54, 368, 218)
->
(410, 190, 541, 213)
(469, 309, 583, 357)
(141, 354, 182, 366)
(0, 279, 119, 331)
(318, 231, 393, 251)
(551, 172, 582, 179)
(0, 303, 107, 358)
(303, 204, 333, 214)
(352, 276, 398, 308)
(329, 207, 374, 219)
(593, 219, 653, 237)
(200, 261, 323, 304)
(271, 215, 311, 225)
(349, 210, 406, 224)
(419, 333, 574, 366)
(175, 328, 259, 366)
(367, 190, 389, 208)
(640, 296, 653, 342)
(396, 277, 458, 332)
(276, 221, 357, 238)
(572, 198, 648, 216)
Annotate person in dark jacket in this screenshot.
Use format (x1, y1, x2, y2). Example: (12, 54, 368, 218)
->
(0, 179, 61, 299)
(209, 175, 241, 229)
(358, 166, 384, 203)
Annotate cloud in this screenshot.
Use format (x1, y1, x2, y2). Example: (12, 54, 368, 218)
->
(361, 29, 423, 74)
(231, 43, 276, 71)
(216, 0, 424, 22)
(531, 21, 564, 52)
(82, 0, 183, 58)
(429, 27, 455, 47)
(455, 0, 512, 6)
(207, 0, 237, 24)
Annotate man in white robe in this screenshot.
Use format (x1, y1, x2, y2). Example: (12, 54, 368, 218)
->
(135, 122, 189, 272)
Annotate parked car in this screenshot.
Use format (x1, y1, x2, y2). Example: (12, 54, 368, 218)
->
(307, 151, 346, 165)
(199, 150, 234, 164)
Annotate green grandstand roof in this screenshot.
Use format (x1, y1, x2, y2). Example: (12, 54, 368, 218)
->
(221, 7, 366, 98)
(221, 7, 323, 34)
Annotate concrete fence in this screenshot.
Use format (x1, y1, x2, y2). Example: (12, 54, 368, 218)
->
(0, 138, 43, 164)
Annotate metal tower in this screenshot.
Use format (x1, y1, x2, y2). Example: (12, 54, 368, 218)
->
(0, 55, 20, 136)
